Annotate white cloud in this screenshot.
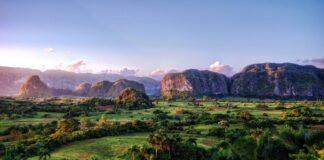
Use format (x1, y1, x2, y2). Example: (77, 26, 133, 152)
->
(43, 48, 55, 53)
(100, 67, 139, 76)
(100, 69, 116, 74)
(66, 60, 88, 73)
(119, 68, 138, 76)
(297, 58, 324, 68)
(149, 69, 166, 80)
(64, 50, 71, 55)
(209, 61, 235, 76)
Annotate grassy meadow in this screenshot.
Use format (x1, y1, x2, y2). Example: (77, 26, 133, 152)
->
(0, 97, 323, 159)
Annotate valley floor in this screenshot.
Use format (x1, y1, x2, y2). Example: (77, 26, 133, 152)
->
(0, 97, 323, 159)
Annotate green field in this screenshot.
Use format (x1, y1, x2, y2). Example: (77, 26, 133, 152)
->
(1, 97, 323, 160)
(29, 133, 149, 160)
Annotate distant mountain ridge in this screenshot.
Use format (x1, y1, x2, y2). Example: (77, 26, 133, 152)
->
(161, 63, 324, 99)
(0, 66, 160, 96)
(18, 75, 146, 98)
(2, 63, 324, 99)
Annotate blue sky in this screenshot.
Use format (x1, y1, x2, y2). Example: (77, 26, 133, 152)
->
(0, 0, 323, 77)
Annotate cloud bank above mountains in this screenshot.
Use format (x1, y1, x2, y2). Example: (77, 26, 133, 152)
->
(296, 58, 324, 68)
(1, 48, 323, 79)
(40, 59, 237, 79)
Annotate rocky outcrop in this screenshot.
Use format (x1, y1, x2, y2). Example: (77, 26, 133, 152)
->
(231, 63, 324, 98)
(18, 75, 75, 98)
(18, 75, 51, 98)
(89, 81, 113, 97)
(107, 79, 145, 98)
(161, 69, 230, 98)
(0, 66, 160, 96)
(117, 88, 152, 109)
(74, 83, 91, 96)
(15, 63, 324, 99)
(18, 75, 147, 98)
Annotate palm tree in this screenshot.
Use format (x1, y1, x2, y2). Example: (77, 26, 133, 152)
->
(257, 130, 289, 160)
(38, 147, 51, 160)
(186, 138, 197, 148)
(218, 120, 229, 141)
(128, 145, 138, 160)
(148, 131, 170, 159)
(278, 126, 318, 152)
(162, 137, 173, 159)
(148, 134, 160, 158)
(138, 144, 153, 160)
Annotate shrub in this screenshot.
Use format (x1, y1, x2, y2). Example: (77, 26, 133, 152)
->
(208, 127, 225, 137)
(238, 111, 254, 121)
(255, 104, 269, 109)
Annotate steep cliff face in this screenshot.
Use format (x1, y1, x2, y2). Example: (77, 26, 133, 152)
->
(18, 75, 51, 98)
(231, 63, 324, 98)
(18, 76, 147, 98)
(74, 83, 91, 96)
(0, 66, 160, 96)
(161, 69, 229, 98)
(89, 81, 113, 97)
(107, 79, 145, 98)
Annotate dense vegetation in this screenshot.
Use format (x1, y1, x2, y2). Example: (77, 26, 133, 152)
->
(0, 96, 323, 160)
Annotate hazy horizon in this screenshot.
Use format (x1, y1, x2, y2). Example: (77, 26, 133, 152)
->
(1, 0, 323, 78)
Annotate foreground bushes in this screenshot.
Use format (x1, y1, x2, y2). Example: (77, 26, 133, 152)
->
(2, 120, 153, 160)
(135, 127, 324, 160)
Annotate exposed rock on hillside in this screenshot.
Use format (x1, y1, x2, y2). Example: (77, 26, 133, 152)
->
(89, 81, 113, 97)
(117, 88, 152, 109)
(107, 79, 145, 98)
(18, 76, 147, 98)
(74, 83, 91, 96)
(161, 69, 229, 98)
(231, 63, 324, 98)
(0, 66, 160, 96)
(13, 63, 324, 99)
(18, 75, 51, 98)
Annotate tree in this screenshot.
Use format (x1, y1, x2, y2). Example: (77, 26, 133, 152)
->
(37, 136, 51, 160)
(38, 147, 51, 160)
(218, 120, 229, 141)
(56, 119, 73, 134)
(89, 155, 100, 160)
(98, 114, 109, 127)
(4, 143, 28, 160)
(10, 128, 23, 141)
(0, 143, 5, 155)
(289, 145, 321, 160)
(279, 126, 323, 152)
(186, 137, 197, 148)
(80, 115, 92, 130)
(128, 145, 138, 160)
(256, 130, 289, 160)
(213, 136, 256, 160)
(148, 131, 167, 158)
(52, 119, 74, 143)
(238, 110, 254, 121)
